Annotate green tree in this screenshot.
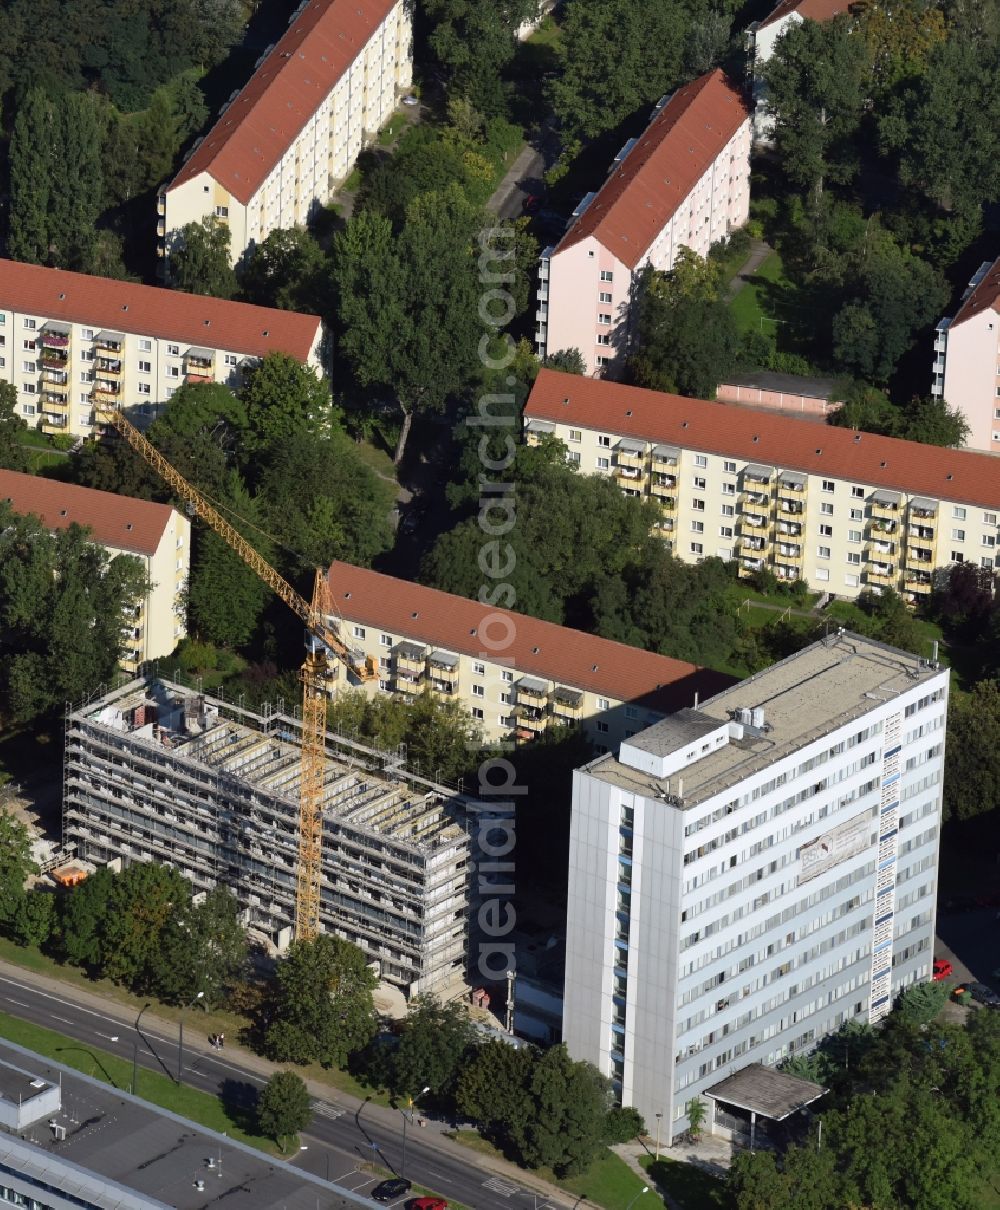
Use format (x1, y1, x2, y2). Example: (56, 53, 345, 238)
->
(895, 980, 951, 1025)
(169, 217, 238, 299)
(542, 349, 586, 375)
(548, 0, 688, 148)
(263, 935, 377, 1068)
(59, 866, 116, 968)
(10, 891, 56, 948)
(0, 383, 30, 473)
(456, 1039, 534, 1137)
(391, 996, 476, 1100)
(944, 680, 1000, 821)
(153, 886, 248, 1007)
(238, 227, 328, 313)
(0, 508, 148, 723)
(241, 354, 335, 454)
(899, 395, 969, 446)
(764, 15, 870, 200)
(686, 1096, 706, 1140)
(0, 810, 36, 929)
(513, 1045, 610, 1176)
(421, 0, 539, 116)
(146, 380, 248, 496)
(257, 1071, 312, 1150)
(603, 1105, 645, 1143)
(99, 862, 192, 989)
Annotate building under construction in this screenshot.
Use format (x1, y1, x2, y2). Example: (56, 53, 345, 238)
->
(62, 678, 473, 995)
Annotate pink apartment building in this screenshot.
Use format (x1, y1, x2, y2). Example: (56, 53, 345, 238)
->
(931, 257, 1000, 454)
(535, 69, 752, 377)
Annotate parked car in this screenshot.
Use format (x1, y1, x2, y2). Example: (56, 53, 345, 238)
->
(523, 193, 542, 214)
(933, 957, 954, 981)
(966, 982, 1000, 1008)
(373, 1178, 412, 1202)
(408, 1200, 448, 1210)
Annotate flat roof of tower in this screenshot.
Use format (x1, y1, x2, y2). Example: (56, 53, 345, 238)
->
(588, 632, 945, 807)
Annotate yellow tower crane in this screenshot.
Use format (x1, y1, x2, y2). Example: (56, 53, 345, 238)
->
(95, 404, 376, 941)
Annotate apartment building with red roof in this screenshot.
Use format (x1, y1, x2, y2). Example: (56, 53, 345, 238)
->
(160, 0, 412, 268)
(524, 369, 1000, 600)
(536, 69, 751, 377)
(0, 259, 324, 438)
(931, 256, 1000, 454)
(325, 561, 730, 748)
(0, 470, 189, 668)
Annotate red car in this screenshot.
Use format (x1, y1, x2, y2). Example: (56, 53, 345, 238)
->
(933, 957, 954, 981)
(408, 1200, 448, 1210)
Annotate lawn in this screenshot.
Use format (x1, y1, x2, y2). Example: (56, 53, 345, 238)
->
(0, 1008, 278, 1153)
(378, 112, 410, 147)
(729, 250, 788, 336)
(640, 1156, 731, 1210)
(352, 438, 397, 482)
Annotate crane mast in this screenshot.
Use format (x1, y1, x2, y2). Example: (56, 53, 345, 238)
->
(95, 405, 375, 941)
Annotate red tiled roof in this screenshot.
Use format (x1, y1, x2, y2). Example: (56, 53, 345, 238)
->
(759, 0, 849, 29)
(170, 0, 399, 204)
(0, 260, 322, 361)
(555, 70, 751, 270)
(525, 370, 1000, 510)
(327, 562, 730, 711)
(951, 256, 1000, 327)
(0, 470, 174, 556)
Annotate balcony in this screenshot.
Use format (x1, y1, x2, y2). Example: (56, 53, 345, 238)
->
(40, 350, 68, 368)
(776, 496, 805, 517)
(516, 676, 550, 707)
(95, 357, 122, 377)
(524, 418, 556, 447)
(650, 475, 676, 500)
(867, 517, 898, 537)
(741, 510, 770, 530)
(93, 380, 122, 401)
(775, 543, 802, 561)
(615, 465, 645, 489)
(41, 368, 68, 385)
(157, 193, 166, 216)
(905, 545, 934, 568)
(95, 330, 125, 356)
(41, 391, 68, 406)
(184, 347, 215, 385)
(904, 573, 933, 595)
(651, 443, 679, 471)
(865, 540, 896, 560)
(515, 704, 548, 734)
(40, 325, 71, 349)
(41, 414, 68, 431)
(867, 564, 896, 585)
(615, 440, 646, 470)
(743, 463, 773, 486)
(909, 498, 938, 523)
(869, 491, 903, 520)
(741, 533, 768, 553)
(552, 686, 583, 722)
(776, 520, 802, 537)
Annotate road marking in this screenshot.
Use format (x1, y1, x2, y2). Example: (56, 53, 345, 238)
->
(484, 1176, 521, 1196)
(52, 1015, 75, 1025)
(5, 998, 30, 1008)
(310, 1099, 345, 1120)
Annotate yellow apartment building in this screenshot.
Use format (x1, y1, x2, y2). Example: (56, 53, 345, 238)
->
(524, 370, 1000, 602)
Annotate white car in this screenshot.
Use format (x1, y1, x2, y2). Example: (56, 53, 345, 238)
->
(402, 94, 419, 107)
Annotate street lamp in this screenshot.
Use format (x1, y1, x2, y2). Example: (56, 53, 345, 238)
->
(177, 991, 204, 1082)
(400, 1085, 430, 1180)
(625, 1187, 649, 1210)
(654, 1112, 663, 1162)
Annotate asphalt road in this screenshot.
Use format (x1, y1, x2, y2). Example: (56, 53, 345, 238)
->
(0, 974, 563, 1210)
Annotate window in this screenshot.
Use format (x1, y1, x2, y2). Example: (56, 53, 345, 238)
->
(596, 356, 611, 367)
(953, 506, 966, 520)
(720, 525, 733, 538)
(0, 357, 5, 368)
(21, 360, 35, 373)
(138, 382, 151, 395)
(500, 692, 511, 705)
(845, 573, 859, 588)
(473, 661, 485, 675)
(691, 520, 704, 533)
(598, 435, 611, 447)
(81, 328, 93, 339)
(815, 568, 830, 582)
(599, 291, 612, 304)
(852, 486, 864, 498)
(472, 707, 484, 720)
(721, 504, 735, 517)
(694, 454, 708, 468)
(79, 370, 93, 383)
(597, 697, 610, 710)
(381, 633, 393, 647)
(722, 482, 736, 496)
(503, 671, 514, 683)
(850, 508, 863, 521)
(600, 270, 614, 282)
(22, 403, 35, 416)
(352, 625, 366, 639)
(982, 534, 996, 548)
(951, 529, 965, 542)
(138, 338, 152, 352)
(596, 333, 612, 345)
(567, 451, 581, 465)
(472, 685, 485, 698)
(820, 502, 834, 515)
(225, 353, 238, 367)
(822, 479, 834, 492)
(23, 339, 36, 352)
(598, 313, 612, 325)
(597, 456, 610, 470)
(693, 476, 706, 490)
(23, 318, 35, 330)
(819, 524, 833, 537)
(817, 546, 831, 559)
(985, 513, 997, 525)
(215, 205, 229, 218)
(690, 541, 704, 555)
(596, 721, 610, 733)
(138, 360, 151, 374)
(692, 498, 705, 511)
(847, 552, 861, 565)
(22, 383, 35, 394)
(848, 529, 862, 543)
(723, 460, 737, 473)
(568, 429, 582, 443)
(167, 365, 180, 378)
(167, 344, 180, 356)
(951, 551, 964, 563)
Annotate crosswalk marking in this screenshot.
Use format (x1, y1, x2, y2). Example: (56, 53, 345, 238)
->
(483, 1177, 521, 1197)
(310, 1099, 345, 1120)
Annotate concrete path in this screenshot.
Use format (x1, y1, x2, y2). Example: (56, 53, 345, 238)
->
(725, 238, 772, 301)
(487, 141, 544, 217)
